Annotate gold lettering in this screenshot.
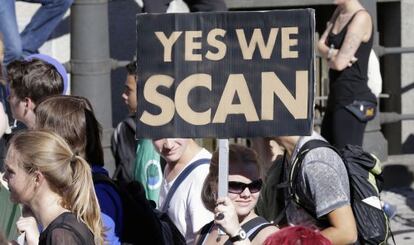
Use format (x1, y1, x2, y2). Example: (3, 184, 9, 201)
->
(236, 28, 278, 60)
(140, 75, 175, 126)
(155, 31, 182, 62)
(206, 29, 227, 61)
(213, 74, 259, 123)
(281, 27, 299, 58)
(176, 74, 212, 125)
(261, 71, 308, 119)
(185, 31, 203, 61)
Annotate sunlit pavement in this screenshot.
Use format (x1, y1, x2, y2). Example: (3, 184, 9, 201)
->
(382, 189, 414, 244)
(382, 154, 414, 245)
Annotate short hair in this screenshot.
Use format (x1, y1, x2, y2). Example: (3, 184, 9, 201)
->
(125, 60, 137, 75)
(201, 144, 260, 212)
(264, 226, 332, 245)
(7, 59, 64, 104)
(35, 95, 104, 167)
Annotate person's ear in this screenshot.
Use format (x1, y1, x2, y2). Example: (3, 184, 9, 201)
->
(24, 97, 36, 110)
(32, 170, 44, 187)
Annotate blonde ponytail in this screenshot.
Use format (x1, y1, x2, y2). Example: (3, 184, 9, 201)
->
(8, 130, 103, 245)
(67, 155, 103, 245)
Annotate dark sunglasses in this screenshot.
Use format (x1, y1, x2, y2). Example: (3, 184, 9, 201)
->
(228, 179, 263, 194)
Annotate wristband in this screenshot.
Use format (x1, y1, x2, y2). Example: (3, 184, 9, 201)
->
(230, 228, 247, 242)
(327, 44, 334, 60)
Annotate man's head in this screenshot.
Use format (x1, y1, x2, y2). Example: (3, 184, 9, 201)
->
(152, 138, 196, 164)
(6, 58, 64, 127)
(122, 60, 137, 113)
(272, 136, 300, 156)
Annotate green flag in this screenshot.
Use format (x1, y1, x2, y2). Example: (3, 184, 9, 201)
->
(134, 139, 162, 204)
(0, 182, 21, 240)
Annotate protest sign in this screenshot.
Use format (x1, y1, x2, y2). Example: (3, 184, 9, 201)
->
(136, 9, 315, 138)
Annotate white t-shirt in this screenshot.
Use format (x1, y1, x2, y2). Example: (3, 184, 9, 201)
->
(158, 148, 213, 244)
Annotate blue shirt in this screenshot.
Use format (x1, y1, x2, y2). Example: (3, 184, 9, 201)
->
(92, 165, 123, 238)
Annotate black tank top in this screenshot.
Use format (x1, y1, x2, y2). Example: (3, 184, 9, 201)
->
(327, 10, 376, 109)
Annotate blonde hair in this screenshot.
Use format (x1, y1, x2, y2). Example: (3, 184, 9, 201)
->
(8, 130, 103, 244)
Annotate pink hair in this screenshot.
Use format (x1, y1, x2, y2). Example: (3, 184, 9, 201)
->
(264, 226, 332, 245)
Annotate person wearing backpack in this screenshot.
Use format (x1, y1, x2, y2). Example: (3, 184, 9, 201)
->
(197, 144, 278, 244)
(111, 60, 139, 183)
(274, 132, 357, 245)
(111, 60, 162, 203)
(35, 95, 122, 244)
(153, 138, 213, 244)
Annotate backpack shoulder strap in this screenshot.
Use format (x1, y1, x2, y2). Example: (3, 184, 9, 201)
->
(244, 217, 274, 241)
(195, 221, 215, 245)
(223, 217, 273, 245)
(124, 116, 136, 129)
(92, 172, 118, 189)
(161, 158, 210, 212)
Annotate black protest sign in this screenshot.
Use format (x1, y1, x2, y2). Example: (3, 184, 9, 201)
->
(136, 9, 315, 138)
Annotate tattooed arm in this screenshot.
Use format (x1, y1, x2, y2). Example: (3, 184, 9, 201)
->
(329, 11, 372, 71)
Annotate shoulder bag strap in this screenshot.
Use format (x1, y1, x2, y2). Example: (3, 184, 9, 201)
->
(195, 221, 215, 245)
(272, 150, 290, 225)
(161, 158, 210, 212)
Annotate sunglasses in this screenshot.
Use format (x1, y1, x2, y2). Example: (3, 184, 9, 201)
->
(228, 179, 263, 194)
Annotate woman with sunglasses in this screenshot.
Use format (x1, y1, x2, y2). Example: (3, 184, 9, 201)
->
(197, 144, 278, 244)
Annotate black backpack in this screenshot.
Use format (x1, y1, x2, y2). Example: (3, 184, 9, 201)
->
(286, 140, 393, 245)
(93, 157, 210, 245)
(111, 116, 137, 182)
(92, 174, 185, 245)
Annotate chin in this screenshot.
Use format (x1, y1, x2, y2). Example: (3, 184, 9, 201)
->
(163, 155, 180, 163)
(236, 206, 254, 217)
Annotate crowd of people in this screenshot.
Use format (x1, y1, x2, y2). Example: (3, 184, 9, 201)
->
(0, 0, 386, 244)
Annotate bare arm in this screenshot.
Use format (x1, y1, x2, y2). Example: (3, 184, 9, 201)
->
(252, 226, 278, 245)
(317, 7, 339, 58)
(317, 21, 334, 59)
(320, 205, 358, 245)
(329, 11, 372, 71)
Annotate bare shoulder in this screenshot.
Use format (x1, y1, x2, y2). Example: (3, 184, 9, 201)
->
(353, 10, 372, 24)
(348, 10, 372, 41)
(350, 11, 372, 28)
(252, 225, 279, 245)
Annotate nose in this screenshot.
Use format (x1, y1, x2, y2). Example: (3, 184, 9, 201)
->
(239, 186, 251, 197)
(163, 139, 174, 149)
